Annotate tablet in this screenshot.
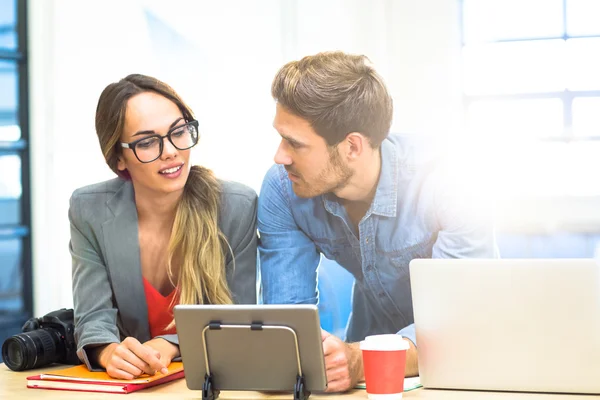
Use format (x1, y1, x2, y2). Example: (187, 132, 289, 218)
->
(174, 304, 327, 395)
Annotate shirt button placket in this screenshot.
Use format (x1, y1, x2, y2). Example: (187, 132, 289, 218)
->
(363, 222, 377, 292)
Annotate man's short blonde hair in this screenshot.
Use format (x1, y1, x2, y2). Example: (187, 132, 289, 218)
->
(271, 51, 393, 148)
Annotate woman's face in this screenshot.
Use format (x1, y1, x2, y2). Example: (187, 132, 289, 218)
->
(117, 91, 194, 196)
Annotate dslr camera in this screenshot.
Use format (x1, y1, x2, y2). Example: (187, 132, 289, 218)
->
(1, 308, 81, 371)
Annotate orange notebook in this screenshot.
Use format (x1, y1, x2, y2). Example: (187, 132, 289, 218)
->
(26, 362, 184, 394)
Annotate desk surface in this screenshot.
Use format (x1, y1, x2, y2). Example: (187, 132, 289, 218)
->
(1, 364, 595, 400)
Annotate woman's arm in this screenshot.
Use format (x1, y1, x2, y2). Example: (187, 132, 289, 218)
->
(221, 182, 259, 304)
(69, 192, 121, 370)
(70, 191, 170, 378)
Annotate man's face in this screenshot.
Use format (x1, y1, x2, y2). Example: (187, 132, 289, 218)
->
(272, 104, 353, 198)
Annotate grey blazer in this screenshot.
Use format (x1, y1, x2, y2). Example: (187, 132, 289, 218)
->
(69, 177, 258, 370)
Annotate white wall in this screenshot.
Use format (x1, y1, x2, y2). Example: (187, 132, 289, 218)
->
(28, 0, 462, 315)
(29, 0, 159, 317)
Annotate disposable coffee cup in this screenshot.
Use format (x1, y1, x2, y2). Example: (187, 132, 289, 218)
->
(360, 334, 409, 400)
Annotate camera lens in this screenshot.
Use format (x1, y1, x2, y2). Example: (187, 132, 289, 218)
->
(1, 328, 64, 371)
(5, 340, 24, 367)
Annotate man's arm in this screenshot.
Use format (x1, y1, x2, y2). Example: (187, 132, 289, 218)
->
(431, 155, 499, 260)
(396, 157, 499, 377)
(397, 324, 419, 377)
(258, 165, 321, 304)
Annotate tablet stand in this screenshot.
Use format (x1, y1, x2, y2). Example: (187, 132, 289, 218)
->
(201, 321, 311, 400)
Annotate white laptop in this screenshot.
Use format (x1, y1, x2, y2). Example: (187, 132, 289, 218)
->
(409, 258, 600, 394)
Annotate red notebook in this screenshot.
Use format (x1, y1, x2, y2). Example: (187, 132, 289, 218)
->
(26, 361, 184, 394)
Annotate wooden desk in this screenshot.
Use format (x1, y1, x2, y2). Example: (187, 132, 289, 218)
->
(0, 364, 595, 400)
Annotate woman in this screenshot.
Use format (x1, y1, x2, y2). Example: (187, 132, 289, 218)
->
(70, 74, 257, 379)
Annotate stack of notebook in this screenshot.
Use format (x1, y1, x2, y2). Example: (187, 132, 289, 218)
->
(26, 362, 184, 394)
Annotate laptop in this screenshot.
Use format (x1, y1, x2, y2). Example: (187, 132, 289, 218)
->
(409, 258, 600, 394)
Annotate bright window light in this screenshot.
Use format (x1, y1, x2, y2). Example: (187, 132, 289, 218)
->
(566, 38, 600, 90)
(462, 0, 600, 197)
(463, 0, 563, 43)
(0, 125, 21, 141)
(566, 0, 600, 36)
(572, 98, 600, 137)
(463, 40, 566, 95)
(467, 99, 564, 139)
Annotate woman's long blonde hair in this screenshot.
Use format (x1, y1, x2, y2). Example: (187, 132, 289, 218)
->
(95, 74, 233, 318)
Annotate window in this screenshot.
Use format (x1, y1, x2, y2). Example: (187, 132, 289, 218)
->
(461, 0, 600, 197)
(0, 0, 31, 356)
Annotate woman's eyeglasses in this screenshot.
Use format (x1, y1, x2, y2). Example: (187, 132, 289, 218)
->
(120, 120, 199, 163)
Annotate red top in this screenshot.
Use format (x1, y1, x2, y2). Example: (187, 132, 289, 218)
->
(142, 277, 179, 338)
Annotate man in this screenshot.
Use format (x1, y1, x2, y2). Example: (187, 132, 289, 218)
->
(258, 51, 498, 392)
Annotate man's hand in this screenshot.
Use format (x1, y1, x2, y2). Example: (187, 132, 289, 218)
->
(404, 338, 419, 377)
(96, 337, 169, 379)
(321, 329, 364, 392)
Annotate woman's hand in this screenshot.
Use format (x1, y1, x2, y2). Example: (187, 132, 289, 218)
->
(143, 337, 180, 368)
(96, 337, 169, 379)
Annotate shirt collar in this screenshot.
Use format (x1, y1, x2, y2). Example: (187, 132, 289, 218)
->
(370, 138, 398, 217)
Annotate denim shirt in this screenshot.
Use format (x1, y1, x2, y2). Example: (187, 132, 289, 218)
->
(258, 134, 499, 345)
